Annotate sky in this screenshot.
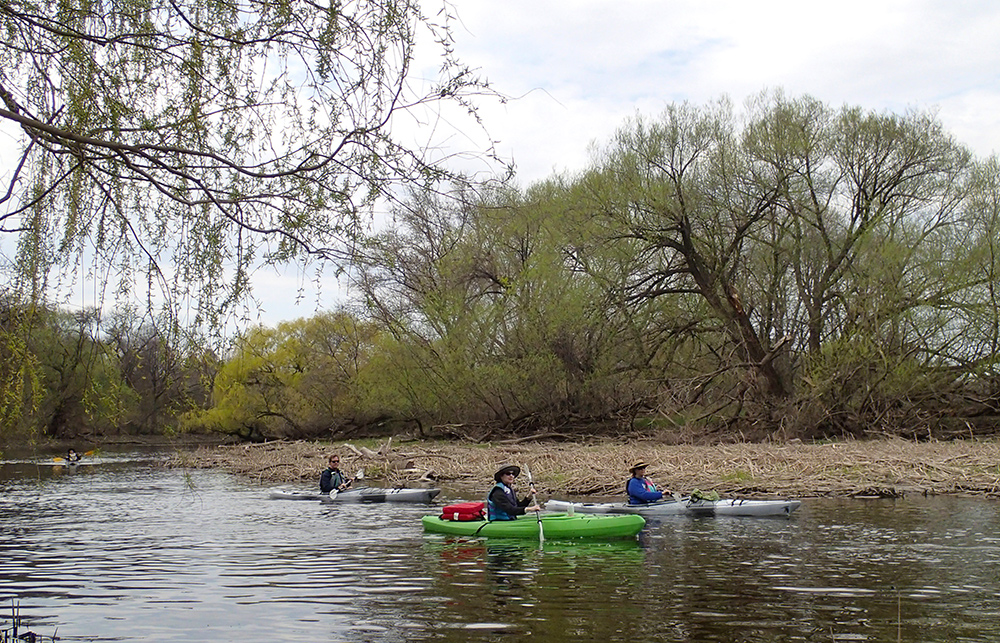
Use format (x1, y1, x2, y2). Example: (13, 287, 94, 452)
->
(441, 0, 1000, 185)
(257, 0, 1000, 326)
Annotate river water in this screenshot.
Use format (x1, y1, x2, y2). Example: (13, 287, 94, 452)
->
(2, 451, 999, 642)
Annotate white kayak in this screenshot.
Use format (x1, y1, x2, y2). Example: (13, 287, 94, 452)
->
(269, 486, 441, 504)
(546, 496, 801, 517)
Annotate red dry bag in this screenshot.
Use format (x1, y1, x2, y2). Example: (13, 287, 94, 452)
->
(440, 501, 485, 521)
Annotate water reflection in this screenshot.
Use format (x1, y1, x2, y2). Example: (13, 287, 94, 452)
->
(422, 537, 648, 641)
(2, 459, 1000, 642)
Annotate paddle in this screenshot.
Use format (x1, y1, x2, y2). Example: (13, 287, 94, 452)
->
(524, 464, 544, 543)
(53, 448, 96, 463)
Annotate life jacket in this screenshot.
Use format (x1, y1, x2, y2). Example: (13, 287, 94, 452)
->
(320, 468, 349, 493)
(487, 482, 518, 520)
(626, 477, 659, 504)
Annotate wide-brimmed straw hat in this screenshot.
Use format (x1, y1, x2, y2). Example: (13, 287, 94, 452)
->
(629, 461, 650, 473)
(494, 464, 521, 482)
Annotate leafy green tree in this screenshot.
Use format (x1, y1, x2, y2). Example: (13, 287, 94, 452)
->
(0, 293, 42, 434)
(741, 92, 988, 434)
(104, 309, 215, 434)
(357, 181, 660, 435)
(583, 98, 795, 398)
(22, 307, 135, 439)
(183, 311, 383, 440)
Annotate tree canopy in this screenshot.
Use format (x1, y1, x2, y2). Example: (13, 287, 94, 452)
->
(4, 81, 999, 444)
(344, 93, 1000, 440)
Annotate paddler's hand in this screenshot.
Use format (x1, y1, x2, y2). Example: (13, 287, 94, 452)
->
(527, 505, 542, 513)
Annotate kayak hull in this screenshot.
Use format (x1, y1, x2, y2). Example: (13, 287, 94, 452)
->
(421, 512, 645, 540)
(324, 487, 441, 504)
(545, 497, 801, 517)
(269, 487, 441, 503)
(269, 489, 324, 500)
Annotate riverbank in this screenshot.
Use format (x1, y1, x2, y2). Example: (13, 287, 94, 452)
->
(167, 437, 1000, 498)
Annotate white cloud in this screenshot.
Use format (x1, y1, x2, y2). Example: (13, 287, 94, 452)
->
(443, 0, 1000, 185)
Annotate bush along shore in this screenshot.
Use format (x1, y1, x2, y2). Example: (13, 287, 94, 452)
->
(166, 437, 1000, 499)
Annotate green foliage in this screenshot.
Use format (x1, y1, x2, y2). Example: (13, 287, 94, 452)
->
(0, 300, 42, 433)
(355, 180, 665, 430)
(347, 94, 998, 439)
(182, 311, 385, 439)
(6, 88, 1000, 442)
(800, 331, 956, 437)
(4, 307, 136, 438)
(0, 297, 216, 443)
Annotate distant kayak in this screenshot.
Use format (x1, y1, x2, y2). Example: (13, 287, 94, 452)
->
(421, 512, 646, 540)
(269, 486, 441, 504)
(545, 497, 801, 517)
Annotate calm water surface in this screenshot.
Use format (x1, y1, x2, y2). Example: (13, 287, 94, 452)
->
(2, 452, 999, 642)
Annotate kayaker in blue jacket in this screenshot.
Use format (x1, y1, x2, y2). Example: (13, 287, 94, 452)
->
(487, 465, 541, 520)
(320, 454, 352, 493)
(626, 461, 670, 504)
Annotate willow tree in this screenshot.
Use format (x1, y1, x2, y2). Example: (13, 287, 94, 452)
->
(583, 93, 989, 437)
(0, 0, 496, 438)
(0, 0, 496, 317)
(183, 311, 383, 440)
(355, 180, 644, 435)
(743, 93, 984, 435)
(583, 98, 796, 399)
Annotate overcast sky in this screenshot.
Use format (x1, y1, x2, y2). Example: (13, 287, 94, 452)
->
(440, 0, 1000, 185)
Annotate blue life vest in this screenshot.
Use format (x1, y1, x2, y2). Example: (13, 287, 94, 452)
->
(487, 482, 518, 520)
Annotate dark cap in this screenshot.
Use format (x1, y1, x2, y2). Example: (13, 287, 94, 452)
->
(494, 465, 521, 482)
(629, 461, 649, 473)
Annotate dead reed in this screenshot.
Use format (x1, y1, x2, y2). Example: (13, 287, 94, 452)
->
(167, 437, 1000, 498)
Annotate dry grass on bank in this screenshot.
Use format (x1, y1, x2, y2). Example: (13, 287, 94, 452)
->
(167, 437, 1000, 498)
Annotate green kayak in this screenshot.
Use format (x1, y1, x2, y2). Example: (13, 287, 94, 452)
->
(421, 512, 645, 540)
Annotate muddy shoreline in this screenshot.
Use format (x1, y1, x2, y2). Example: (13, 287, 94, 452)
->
(167, 437, 1000, 499)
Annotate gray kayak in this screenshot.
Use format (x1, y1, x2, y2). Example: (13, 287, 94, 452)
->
(269, 486, 441, 504)
(545, 497, 800, 517)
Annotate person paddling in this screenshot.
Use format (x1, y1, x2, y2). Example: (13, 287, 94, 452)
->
(626, 461, 670, 505)
(487, 465, 541, 520)
(319, 454, 353, 493)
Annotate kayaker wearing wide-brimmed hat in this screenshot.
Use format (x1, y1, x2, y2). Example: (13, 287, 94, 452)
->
(487, 464, 542, 520)
(626, 461, 670, 505)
